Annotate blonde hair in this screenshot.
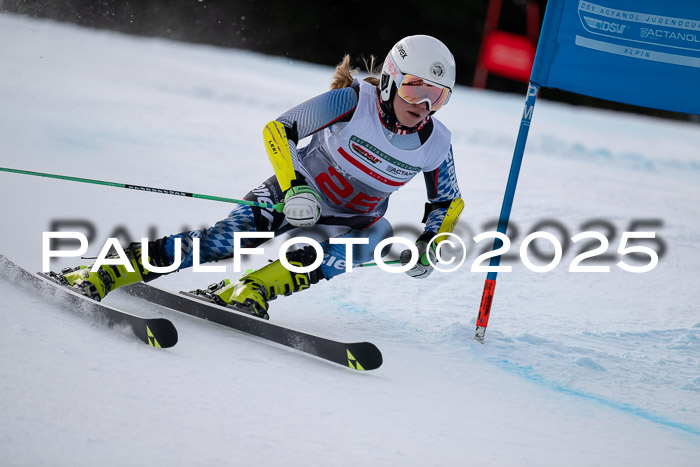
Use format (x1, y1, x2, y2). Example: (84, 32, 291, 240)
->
(330, 54, 381, 90)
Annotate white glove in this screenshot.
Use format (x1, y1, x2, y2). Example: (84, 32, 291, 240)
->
(400, 240, 437, 279)
(283, 185, 322, 228)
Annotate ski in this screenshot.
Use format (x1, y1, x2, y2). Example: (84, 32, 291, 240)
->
(122, 282, 383, 371)
(0, 254, 178, 348)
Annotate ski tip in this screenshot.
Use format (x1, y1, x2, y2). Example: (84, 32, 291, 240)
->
(346, 343, 383, 371)
(143, 319, 179, 348)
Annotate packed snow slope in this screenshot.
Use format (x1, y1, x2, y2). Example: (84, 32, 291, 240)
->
(1, 13, 699, 467)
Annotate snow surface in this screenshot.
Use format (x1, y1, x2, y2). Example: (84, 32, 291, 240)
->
(1, 13, 699, 467)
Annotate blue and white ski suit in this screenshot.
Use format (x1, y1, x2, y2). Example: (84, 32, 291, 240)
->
(161, 79, 461, 280)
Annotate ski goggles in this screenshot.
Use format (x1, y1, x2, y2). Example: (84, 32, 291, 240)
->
(395, 74, 452, 111)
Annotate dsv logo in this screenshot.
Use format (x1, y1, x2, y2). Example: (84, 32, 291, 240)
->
(583, 16, 627, 34)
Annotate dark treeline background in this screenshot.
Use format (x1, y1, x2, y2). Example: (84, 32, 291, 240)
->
(0, 0, 694, 121)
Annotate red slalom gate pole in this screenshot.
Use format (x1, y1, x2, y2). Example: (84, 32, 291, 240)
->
(474, 83, 539, 343)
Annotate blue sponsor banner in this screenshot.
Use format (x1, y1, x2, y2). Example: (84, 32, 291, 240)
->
(531, 0, 700, 115)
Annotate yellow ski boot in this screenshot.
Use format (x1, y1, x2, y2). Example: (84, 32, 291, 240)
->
(193, 246, 323, 319)
(52, 243, 163, 301)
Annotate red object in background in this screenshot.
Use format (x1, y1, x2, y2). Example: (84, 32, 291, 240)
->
(473, 0, 541, 88)
(480, 30, 537, 83)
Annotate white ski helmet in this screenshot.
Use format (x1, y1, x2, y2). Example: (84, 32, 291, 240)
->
(379, 35, 456, 111)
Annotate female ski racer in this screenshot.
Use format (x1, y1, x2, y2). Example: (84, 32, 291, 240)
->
(55, 35, 463, 319)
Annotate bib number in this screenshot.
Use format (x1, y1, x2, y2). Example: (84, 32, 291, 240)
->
(315, 166, 382, 214)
